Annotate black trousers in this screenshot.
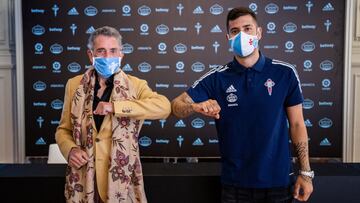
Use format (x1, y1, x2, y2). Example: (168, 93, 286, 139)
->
(94, 174, 105, 203)
(221, 184, 294, 203)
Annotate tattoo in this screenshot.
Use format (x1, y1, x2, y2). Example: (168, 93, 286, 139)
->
(294, 142, 307, 161)
(171, 93, 195, 118)
(294, 141, 310, 171)
(300, 174, 313, 183)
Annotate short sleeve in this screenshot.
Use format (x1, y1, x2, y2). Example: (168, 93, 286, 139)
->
(186, 72, 215, 103)
(285, 69, 304, 107)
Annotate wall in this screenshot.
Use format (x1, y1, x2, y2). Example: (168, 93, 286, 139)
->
(0, 0, 15, 163)
(349, 0, 360, 162)
(0, 0, 359, 162)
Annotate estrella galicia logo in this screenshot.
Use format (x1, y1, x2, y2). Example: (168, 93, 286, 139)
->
(318, 117, 333, 128)
(303, 98, 314, 109)
(67, 62, 81, 73)
(227, 93, 238, 103)
(50, 43, 63, 54)
(265, 3, 279, 14)
(122, 43, 134, 54)
(191, 118, 205, 128)
(138, 5, 151, 16)
(32, 25, 45, 35)
(301, 41, 315, 52)
(139, 136, 152, 147)
(210, 4, 223, 15)
(84, 6, 98, 16)
(156, 24, 169, 35)
(320, 60, 334, 71)
(33, 81, 46, 91)
(283, 22, 297, 33)
(51, 99, 63, 110)
(138, 62, 152, 73)
(191, 62, 205, 72)
(174, 43, 187, 54)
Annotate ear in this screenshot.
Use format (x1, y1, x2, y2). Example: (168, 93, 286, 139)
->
(87, 49, 94, 64)
(256, 27, 262, 40)
(226, 33, 230, 40)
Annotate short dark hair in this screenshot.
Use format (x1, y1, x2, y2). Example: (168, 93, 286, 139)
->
(226, 7, 258, 32)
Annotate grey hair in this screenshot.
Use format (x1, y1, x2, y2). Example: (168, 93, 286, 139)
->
(87, 26, 122, 50)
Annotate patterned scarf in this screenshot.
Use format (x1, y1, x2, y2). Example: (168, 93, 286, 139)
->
(64, 68, 147, 203)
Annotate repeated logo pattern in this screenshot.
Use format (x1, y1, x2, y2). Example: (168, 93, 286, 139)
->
(24, 1, 344, 158)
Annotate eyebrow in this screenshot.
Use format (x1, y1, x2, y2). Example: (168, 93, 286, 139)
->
(230, 24, 253, 31)
(242, 24, 252, 28)
(95, 48, 119, 51)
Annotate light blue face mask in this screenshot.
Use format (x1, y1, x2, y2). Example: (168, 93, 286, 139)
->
(229, 31, 259, 57)
(92, 57, 122, 79)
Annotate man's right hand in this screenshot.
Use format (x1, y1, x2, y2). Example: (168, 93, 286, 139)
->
(68, 147, 89, 169)
(191, 99, 221, 119)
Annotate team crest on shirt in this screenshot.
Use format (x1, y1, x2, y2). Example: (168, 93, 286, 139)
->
(264, 78, 275, 96)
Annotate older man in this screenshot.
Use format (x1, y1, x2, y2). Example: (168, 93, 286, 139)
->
(56, 26, 171, 203)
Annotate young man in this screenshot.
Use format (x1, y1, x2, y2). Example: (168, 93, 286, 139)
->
(172, 7, 313, 203)
(56, 26, 171, 203)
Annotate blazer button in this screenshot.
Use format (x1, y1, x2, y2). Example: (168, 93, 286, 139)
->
(95, 138, 100, 142)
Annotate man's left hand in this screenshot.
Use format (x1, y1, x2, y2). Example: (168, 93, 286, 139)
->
(293, 175, 313, 202)
(94, 101, 114, 115)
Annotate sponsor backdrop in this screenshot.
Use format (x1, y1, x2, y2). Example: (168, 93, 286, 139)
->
(23, 1, 344, 157)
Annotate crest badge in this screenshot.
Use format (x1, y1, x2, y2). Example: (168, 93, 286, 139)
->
(264, 78, 275, 96)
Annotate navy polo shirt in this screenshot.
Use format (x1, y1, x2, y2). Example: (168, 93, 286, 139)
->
(187, 53, 303, 188)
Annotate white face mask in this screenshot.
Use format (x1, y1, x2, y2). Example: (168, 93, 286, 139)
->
(229, 31, 259, 57)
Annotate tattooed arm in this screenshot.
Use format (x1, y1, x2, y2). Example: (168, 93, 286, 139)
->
(171, 92, 221, 119)
(286, 103, 313, 201)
